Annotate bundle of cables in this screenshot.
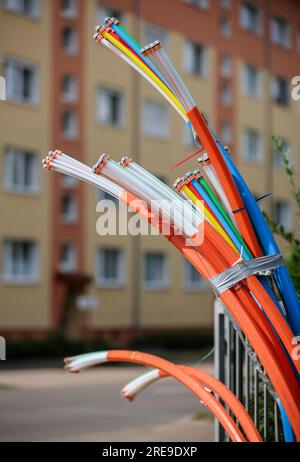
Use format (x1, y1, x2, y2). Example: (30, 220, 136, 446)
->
(41, 17, 300, 442)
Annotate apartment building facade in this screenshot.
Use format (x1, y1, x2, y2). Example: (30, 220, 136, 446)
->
(0, 0, 299, 340)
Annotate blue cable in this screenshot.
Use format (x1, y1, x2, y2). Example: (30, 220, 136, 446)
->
(209, 129, 298, 442)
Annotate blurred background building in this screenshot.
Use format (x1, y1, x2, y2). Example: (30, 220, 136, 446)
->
(0, 0, 299, 342)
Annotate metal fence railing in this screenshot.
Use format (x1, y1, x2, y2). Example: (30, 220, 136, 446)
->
(214, 300, 284, 442)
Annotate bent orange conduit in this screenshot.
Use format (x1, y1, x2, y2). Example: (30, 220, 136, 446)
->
(65, 350, 246, 442)
(188, 107, 262, 258)
(122, 364, 262, 442)
(119, 191, 300, 439)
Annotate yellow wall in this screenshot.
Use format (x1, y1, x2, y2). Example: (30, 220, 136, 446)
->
(0, 0, 52, 329)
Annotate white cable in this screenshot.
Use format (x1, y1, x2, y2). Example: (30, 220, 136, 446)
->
(122, 160, 203, 227)
(96, 157, 199, 237)
(100, 38, 189, 124)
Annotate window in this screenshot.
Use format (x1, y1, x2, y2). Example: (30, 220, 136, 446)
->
(142, 100, 169, 139)
(61, 0, 77, 18)
(3, 0, 40, 18)
(184, 40, 208, 77)
(220, 82, 232, 106)
(274, 200, 293, 231)
(62, 110, 78, 138)
(183, 0, 209, 10)
(61, 174, 78, 189)
(220, 122, 232, 145)
(3, 240, 39, 284)
(184, 260, 207, 290)
(271, 16, 290, 48)
(220, 54, 232, 77)
(61, 74, 77, 102)
(62, 27, 78, 55)
(5, 58, 38, 105)
(242, 64, 262, 98)
(143, 23, 168, 49)
(97, 5, 122, 25)
(219, 17, 231, 38)
(220, 0, 231, 9)
(59, 244, 77, 273)
(241, 2, 261, 35)
(274, 138, 290, 168)
(182, 122, 195, 147)
(144, 252, 168, 290)
(96, 248, 125, 288)
(271, 76, 289, 106)
(61, 194, 77, 224)
(243, 129, 263, 163)
(96, 87, 124, 127)
(4, 147, 39, 194)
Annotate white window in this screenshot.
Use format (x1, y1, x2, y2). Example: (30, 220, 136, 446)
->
(183, 0, 209, 10)
(184, 40, 208, 77)
(61, 0, 77, 18)
(61, 174, 78, 189)
(4, 147, 40, 194)
(5, 58, 38, 105)
(274, 138, 290, 168)
(184, 260, 207, 290)
(243, 129, 263, 163)
(143, 252, 169, 290)
(275, 201, 293, 231)
(61, 74, 77, 102)
(62, 27, 78, 55)
(143, 23, 168, 49)
(182, 122, 195, 147)
(3, 0, 40, 18)
(220, 0, 231, 9)
(59, 244, 77, 273)
(271, 76, 289, 106)
(61, 194, 77, 224)
(96, 248, 125, 288)
(241, 1, 261, 35)
(97, 5, 123, 25)
(220, 54, 232, 77)
(3, 240, 39, 284)
(96, 87, 124, 127)
(142, 100, 169, 139)
(242, 64, 262, 98)
(62, 110, 78, 138)
(219, 17, 231, 38)
(271, 16, 290, 48)
(220, 122, 232, 145)
(220, 82, 232, 106)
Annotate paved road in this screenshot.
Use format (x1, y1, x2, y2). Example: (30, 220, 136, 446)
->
(0, 365, 214, 442)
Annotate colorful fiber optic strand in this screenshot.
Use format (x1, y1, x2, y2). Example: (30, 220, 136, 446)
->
(93, 18, 261, 258)
(93, 18, 300, 340)
(43, 152, 300, 439)
(64, 350, 262, 442)
(93, 20, 300, 440)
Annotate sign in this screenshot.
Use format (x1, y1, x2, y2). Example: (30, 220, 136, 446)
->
(76, 295, 99, 312)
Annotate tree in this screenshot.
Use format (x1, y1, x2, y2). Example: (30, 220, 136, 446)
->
(264, 135, 300, 297)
